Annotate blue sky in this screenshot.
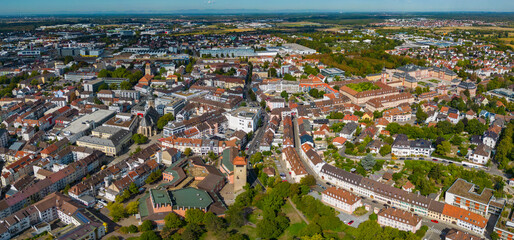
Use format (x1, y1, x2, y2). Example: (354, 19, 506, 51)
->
(1, 0, 513, 15)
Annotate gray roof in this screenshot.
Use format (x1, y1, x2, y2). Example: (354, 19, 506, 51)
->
(410, 139, 432, 149)
(341, 122, 358, 135)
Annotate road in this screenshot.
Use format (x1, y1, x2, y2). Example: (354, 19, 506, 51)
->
(246, 112, 269, 156)
(245, 111, 268, 189)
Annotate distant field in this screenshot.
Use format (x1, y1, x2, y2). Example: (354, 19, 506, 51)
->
(277, 21, 321, 27)
(222, 28, 255, 32)
(378, 26, 514, 32)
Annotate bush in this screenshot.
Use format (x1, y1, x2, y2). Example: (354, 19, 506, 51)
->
(369, 213, 378, 221)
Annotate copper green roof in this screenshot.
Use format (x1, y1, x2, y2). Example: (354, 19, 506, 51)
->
(138, 193, 150, 217)
(171, 187, 213, 210)
(150, 189, 172, 206)
(222, 148, 234, 172)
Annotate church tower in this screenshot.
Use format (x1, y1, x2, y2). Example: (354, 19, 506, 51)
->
(145, 62, 152, 76)
(233, 156, 247, 192)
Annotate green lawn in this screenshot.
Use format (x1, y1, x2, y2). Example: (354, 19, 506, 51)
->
(247, 209, 262, 224)
(287, 222, 307, 235)
(238, 226, 258, 239)
(346, 82, 380, 92)
(353, 206, 368, 216)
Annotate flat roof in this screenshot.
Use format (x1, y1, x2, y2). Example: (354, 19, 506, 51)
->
(446, 178, 493, 205)
(61, 109, 115, 134)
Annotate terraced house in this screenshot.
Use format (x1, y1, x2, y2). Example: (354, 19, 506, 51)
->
(318, 163, 489, 235)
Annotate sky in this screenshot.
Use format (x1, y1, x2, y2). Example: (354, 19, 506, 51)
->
(1, 0, 513, 15)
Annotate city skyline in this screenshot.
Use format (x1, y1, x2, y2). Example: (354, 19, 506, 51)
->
(1, 0, 513, 15)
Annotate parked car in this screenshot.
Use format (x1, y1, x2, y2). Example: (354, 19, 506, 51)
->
(97, 199, 108, 206)
(348, 220, 354, 225)
(432, 159, 437, 161)
(431, 220, 438, 223)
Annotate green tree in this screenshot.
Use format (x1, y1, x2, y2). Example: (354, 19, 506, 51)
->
(107, 202, 126, 222)
(300, 175, 316, 186)
(157, 113, 175, 130)
(64, 56, 74, 65)
(436, 141, 452, 156)
(280, 91, 288, 100)
(298, 223, 322, 237)
(361, 154, 376, 171)
(97, 83, 109, 91)
(203, 212, 225, 233)
(415, 107, 428, 123)
(63, 184, 71, 194)
(164, 212, 184, 229)
(249, 152, 263, 164)
(181, 223, 203, 240)
(145, 170, 162, 184)
(184, 148, 192, 157)
(379, 144, 391, 156)
(451, 136, 463, 146)
(129, 182, 139, 194)
(185, 209, 205, 225)
(132, 133, 148, 145)
(225, 205, 245, 228)
(256, 215, 289, 239)
(140, 220, 154, 232)
(120, 81, 132, 90)
(126, 201, 139, 215)
(139, 231, 162, 240)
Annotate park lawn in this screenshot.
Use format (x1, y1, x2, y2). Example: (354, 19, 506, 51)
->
(281, 201, 303, 224)
(247, 208, 262, 224)
(199, 231, 217, 240)
(238, 226, 258, 239)
(278, 200, 307, 239)
(279, 222, 308, 240)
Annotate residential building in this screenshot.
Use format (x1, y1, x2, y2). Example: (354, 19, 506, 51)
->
(378, 207, 422, 232)
(321, 187, 362, 214)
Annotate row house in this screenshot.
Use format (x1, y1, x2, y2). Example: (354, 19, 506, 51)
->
(282, 147, 307, 183)
(282, 116, 294, 148)
(105, 159, 159, 201)
(377, 207, 422, 233)
(321, 187, 363, 214)
(0, 151, 104, 219)
(160, 136, 238, 155)
(318, 163, 488, 235)
(0, 192, 105, 240)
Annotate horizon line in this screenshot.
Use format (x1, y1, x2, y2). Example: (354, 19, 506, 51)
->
(1, 10, 514, 17)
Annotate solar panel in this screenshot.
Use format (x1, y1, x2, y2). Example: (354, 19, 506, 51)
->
(75, 212, 90, 224)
